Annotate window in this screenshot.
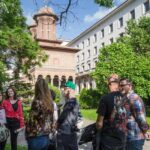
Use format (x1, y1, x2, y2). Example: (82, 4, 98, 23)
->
(87, 38, 90, 46)
(101, 29, 104, 38)
(77, 67, 79, 73)
(47, 22, 50, 39)
(109, 24, 113, 33)
(118, 17, 123, 28)
(82, 41, 84, 49)
(110, 38, 113, 44)
(120, 33, 124, 37)
(77, 55, 79, 62)
(88, 63, 91, 70)
(101, 42, 105, 48)
(94, 34, 97, 42)
(94, 46, 97, 55)
(130, 10, 135, 19)
(87, 50, 90, 58)
(93, 60, 97, 68)
(143, 1, 150, 13)
(82, 53, 84, 60)
(82, 65, 85, 72)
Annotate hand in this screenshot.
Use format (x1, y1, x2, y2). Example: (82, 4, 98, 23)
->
(96, 121, 103, 130)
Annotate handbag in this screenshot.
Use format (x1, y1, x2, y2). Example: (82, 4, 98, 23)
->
(0, 124, 9, 142)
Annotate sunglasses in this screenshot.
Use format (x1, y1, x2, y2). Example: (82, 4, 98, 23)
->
(119, 84, 129, 87)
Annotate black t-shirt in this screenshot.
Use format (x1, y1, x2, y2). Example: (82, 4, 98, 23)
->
(97, 91, 123, 120)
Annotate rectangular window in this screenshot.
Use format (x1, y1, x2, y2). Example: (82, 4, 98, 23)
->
(101, 29, 104, 38)
(143, 1, 150, 13)
(82, 41, 84, 49)
(94, 46, 97, 55)
(101, 42, 105, 48)
(110, 38, 113, 44)
(87, 50, 90, 58)
(94, 34, 97, 42)
(77, 67, 79, 73)
(77, 55, 79, 62)
(82, 53, 84, 60)
(87, 38, 90, 46)
(109, 24, 113, 33)
(118, 17, 123, 28)
(130, 10, 135, 19)
(120, 33, 124, 37)
(82, 65, 85, 72)
(88, 63, 91, 70)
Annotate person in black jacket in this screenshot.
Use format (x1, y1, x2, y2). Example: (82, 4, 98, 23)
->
(56, 81, 79, 150)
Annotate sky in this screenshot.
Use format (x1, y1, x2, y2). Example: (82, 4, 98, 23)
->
(21, 0, 126, 40)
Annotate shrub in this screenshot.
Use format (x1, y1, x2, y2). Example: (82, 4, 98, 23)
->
(79, 88, 101, 109)
(48, 84, 61, 103)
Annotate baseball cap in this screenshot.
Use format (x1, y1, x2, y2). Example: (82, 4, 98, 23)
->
(65, 81, 76, 90)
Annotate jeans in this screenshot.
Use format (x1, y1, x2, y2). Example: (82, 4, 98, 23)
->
(126, 139, 145, 150)
(27, 135, 49, 150)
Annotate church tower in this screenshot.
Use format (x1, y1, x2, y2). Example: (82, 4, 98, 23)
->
(29, 6, 58, 41)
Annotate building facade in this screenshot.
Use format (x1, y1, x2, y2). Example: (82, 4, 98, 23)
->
(67, 0, 150, 93)
(28, 7, 79, 88)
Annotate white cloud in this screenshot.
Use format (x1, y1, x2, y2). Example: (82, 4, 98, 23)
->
(25, 13, 34, 25)
(84, 7, 116, 23)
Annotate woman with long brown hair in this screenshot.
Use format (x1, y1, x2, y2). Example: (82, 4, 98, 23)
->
(26, 78, 54, 150)
(2, 87, 24, 150)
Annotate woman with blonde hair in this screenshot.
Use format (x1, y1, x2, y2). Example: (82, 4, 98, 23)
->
(26, 78, 54, 150)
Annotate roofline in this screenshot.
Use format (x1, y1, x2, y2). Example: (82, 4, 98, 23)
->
(67, 0, 132, 46)
(40, 45, 80, 52)
(36, 38, 63, 44)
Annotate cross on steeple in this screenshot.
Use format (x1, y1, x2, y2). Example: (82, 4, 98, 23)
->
(43, 0, 49, 7)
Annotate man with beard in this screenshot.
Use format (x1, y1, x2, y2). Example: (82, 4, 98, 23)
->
(56, 81, 79, 150)
(119, 78, 148, 150)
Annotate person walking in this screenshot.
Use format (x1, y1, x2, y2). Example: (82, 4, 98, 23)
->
(96, 74, 128, 150)
(2, 87, 24, 150)
(56, 81, 79, 150)
(119, 78, 148, 150)
(25, 78, 54, 150)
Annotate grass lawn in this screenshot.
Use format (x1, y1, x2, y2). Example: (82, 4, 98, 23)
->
(81, 109, 97, 121)
(5, 144, 27, 150)
(81, 108, 150, 125)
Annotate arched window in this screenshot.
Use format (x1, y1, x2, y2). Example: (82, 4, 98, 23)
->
(53, 75, 59, 87)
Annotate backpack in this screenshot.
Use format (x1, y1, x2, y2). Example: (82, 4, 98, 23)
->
(0, 124, 9, 142)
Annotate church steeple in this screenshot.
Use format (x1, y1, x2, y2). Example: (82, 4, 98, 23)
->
(30, 6, 58, 41)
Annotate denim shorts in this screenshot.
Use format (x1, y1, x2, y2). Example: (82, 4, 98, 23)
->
(27, 135, 49, 150)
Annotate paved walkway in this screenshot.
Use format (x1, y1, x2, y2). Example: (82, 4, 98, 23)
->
(7, 119, 150, 150)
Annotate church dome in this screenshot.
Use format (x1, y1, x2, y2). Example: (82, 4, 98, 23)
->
(38, 6, 54, 15)
(33, 6, 58, 21)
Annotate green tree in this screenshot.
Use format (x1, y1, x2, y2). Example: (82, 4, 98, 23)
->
(93, 17, 150, 100)
(93, 42, 150, 100)
(0, 0, 47, 88)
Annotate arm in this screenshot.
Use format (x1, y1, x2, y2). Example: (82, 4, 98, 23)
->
(96, 96, 106, 130)
(96, 115, 104, 129)
(18, 100, 24, 128)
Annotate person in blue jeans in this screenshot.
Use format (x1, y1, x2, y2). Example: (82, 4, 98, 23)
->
(119, 78, 147, 150)
(25, 78, 54, 150)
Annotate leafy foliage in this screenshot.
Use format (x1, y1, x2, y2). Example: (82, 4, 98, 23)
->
(48, 84, 61, 103)
(95, 0, 114, 7)
(0, 0, 47, 86)
(93, 17, 150, 101)
(79, 88, 101, 109)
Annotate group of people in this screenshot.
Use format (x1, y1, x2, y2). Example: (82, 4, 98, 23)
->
(96, 74, 149, 150)
(0, 74, 149, 150)
(0, 78, 80, 150)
